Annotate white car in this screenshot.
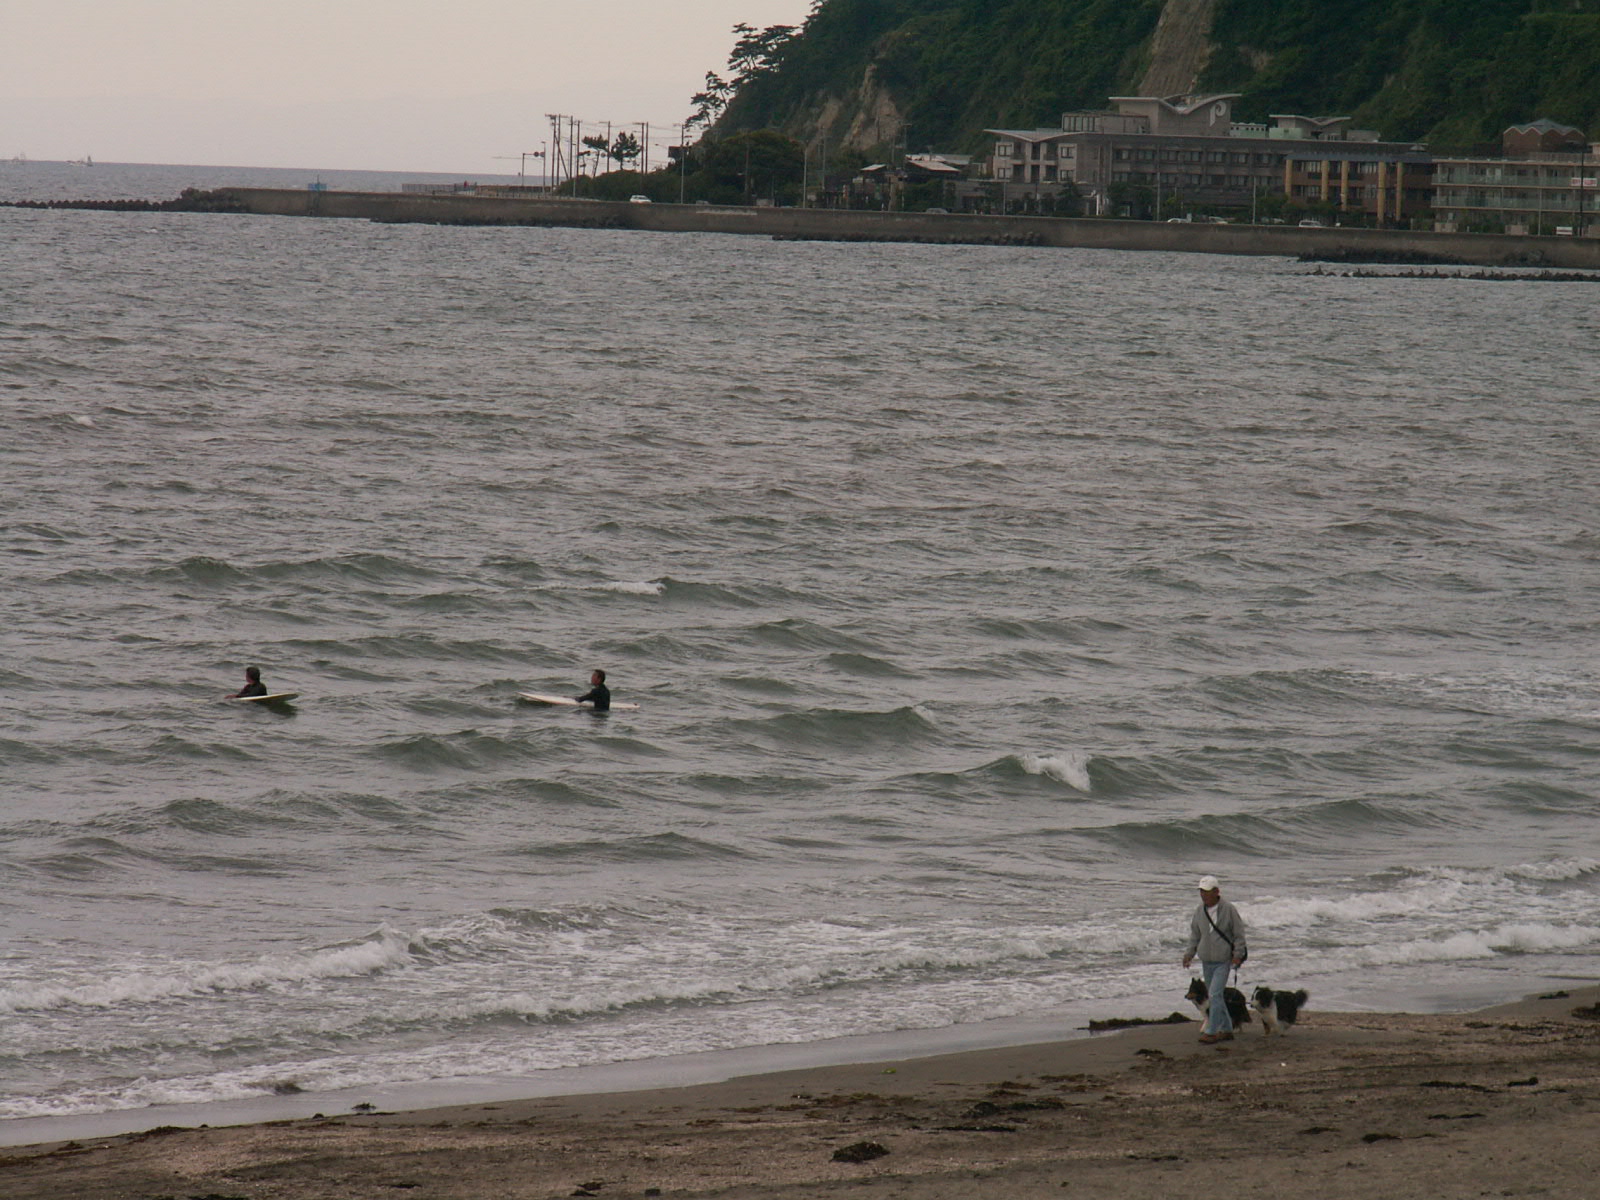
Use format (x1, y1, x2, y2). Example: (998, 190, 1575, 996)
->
(628, 194, 652, 204)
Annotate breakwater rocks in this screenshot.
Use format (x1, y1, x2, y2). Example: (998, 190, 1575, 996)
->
(1305, 266, 1600, 282)
(370, 212, 627, 229)
(1300, 247, 1473, 266)
(773, 230, 1049, 246)
(0, 187, 247, 213)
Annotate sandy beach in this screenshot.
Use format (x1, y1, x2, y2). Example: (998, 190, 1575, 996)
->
(5, 985, 1598, 1199)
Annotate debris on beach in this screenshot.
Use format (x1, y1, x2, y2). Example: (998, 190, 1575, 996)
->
(1087, 1012, 1191, 1031)
(831, 1140, 890, 1163)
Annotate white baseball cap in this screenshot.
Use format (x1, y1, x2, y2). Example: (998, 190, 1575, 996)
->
(1197, 875, 1220, 891)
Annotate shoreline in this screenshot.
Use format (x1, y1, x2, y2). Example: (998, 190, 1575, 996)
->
(13, 186, 1592, 269)
(6, 983, 1599, 1198)
(0, 964, 1579, 1149)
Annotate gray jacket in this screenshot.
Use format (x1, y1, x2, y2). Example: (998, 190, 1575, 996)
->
(1186, 898, 1247, 962)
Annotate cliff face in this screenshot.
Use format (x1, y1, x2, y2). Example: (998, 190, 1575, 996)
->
(713, 0, 1599, 156)
(1139, 0, 1218, 96)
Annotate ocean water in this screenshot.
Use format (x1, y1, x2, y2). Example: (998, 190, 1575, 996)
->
(3, 160, 1600, 1135)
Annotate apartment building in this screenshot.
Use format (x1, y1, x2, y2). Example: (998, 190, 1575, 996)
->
(988, 94, 1431, 220)
(1433, 121, 1597, 234)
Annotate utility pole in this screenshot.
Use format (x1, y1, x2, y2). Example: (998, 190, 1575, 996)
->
(819, 131, 827, 207)
(679, 121, 689, 203)
(637, 121, 650, 175)
(546, 114, 564, 188)
(571, 119, 581, 197)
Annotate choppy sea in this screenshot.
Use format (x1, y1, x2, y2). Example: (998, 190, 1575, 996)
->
(3, 159, 1599, 1141)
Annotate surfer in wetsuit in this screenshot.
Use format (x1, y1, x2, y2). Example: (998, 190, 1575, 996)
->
(229, 666, 269, 698)
(574, 669, 610, 711)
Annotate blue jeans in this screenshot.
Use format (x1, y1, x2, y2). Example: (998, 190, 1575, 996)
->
(1202, 960, 1233, 1034)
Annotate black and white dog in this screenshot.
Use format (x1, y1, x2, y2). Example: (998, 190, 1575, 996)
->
(1185, 976, 1251, 1028)
(1250, 986, 1310, 1035)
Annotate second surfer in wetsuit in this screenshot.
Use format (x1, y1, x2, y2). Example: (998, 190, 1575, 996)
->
(230, 666, 269, 698)
(575, 669, 610, 711)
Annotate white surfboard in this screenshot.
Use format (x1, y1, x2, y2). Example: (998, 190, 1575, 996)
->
(231, 692, 299, 704)
(518, 692, 639, 711)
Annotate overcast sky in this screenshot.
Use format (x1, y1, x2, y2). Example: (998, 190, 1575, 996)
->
(2, 0, 812, 173)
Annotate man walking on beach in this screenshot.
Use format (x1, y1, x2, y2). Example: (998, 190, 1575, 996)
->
(1183, 874, 1247, 1043)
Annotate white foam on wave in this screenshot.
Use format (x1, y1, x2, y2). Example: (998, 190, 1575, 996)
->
(600, 580, 664, 595)
(1500, 857, 1600, 882)
(1361, 921, 1600, 966)
(1257, 878, 1470, 928)
(1019, 751, 1092, 792)
(529, 580, 664, 596)
(0, 929, 413, 1014)
(1255, 857, 1600, 933)
(398, 910, 1163, 1034)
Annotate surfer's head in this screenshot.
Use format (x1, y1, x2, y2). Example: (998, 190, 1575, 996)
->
(245, 666, 261, 682)
(591, 669, 606, 685)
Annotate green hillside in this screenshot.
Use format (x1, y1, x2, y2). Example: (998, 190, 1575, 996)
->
(712, 0, 1600, 155)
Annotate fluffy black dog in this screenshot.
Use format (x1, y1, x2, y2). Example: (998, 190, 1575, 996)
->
(1251, 986, 1309, 1035)
(1186, 976, 1251, 1028)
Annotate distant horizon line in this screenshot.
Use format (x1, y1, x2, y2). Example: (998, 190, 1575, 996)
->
(2, 156, 549, 179)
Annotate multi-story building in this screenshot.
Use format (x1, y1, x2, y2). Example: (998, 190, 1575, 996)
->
(987, 94, 1432, 221)
(1432, 121, 1597, 235)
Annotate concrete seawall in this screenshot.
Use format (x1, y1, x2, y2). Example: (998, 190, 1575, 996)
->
(219, 188, 1600, 269)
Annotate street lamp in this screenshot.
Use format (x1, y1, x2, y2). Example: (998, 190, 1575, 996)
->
(680, 121, 690, 204)
(1578, 138, 1591, 237)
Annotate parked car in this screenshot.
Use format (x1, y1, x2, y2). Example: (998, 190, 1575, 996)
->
(628, 194, 652, 204)
(1298, 218, 1324, 227)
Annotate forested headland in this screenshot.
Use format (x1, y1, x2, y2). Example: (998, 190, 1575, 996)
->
(705, 0, 1600, 156)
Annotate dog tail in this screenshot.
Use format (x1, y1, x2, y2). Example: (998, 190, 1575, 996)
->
(1292, 989, 1309, 1007)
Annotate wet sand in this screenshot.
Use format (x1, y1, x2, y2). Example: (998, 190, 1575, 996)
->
(5, 986, 1598, 1199)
